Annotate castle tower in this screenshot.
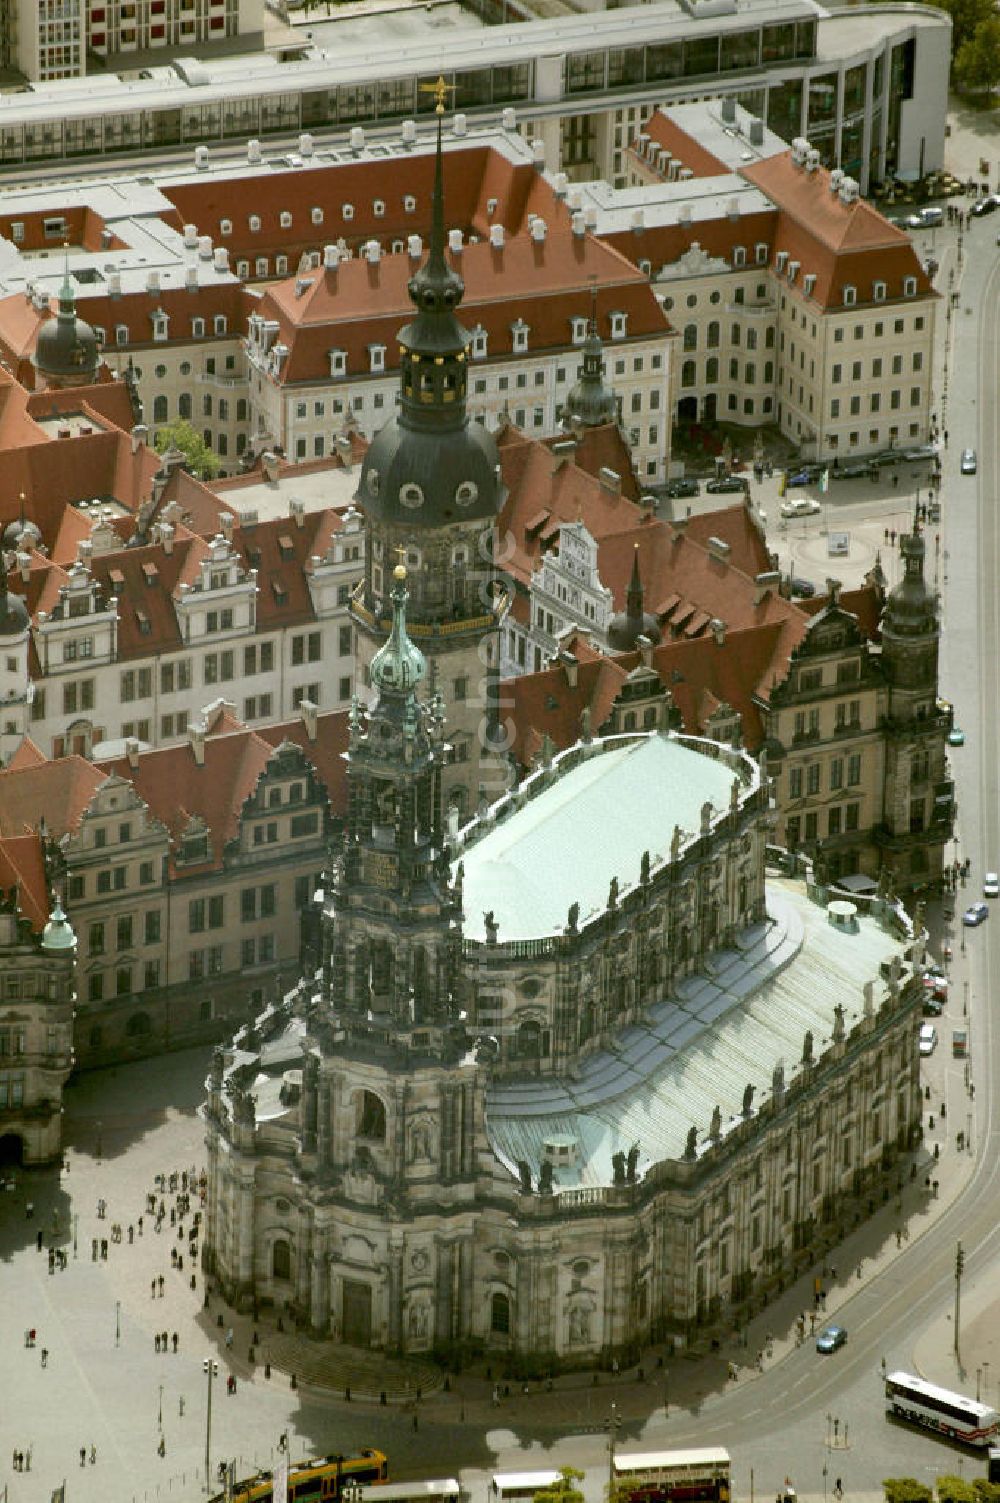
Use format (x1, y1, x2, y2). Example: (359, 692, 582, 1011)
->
(350, 91, 506, 818)
(877, 516, 951, 889)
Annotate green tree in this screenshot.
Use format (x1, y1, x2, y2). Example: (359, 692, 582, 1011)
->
(883, 1482, 933, 1503)
(972, 1483, 1000, 1503)
(153, 418, 221, 480)
(535, 1469, 585, 1503)
(937, 1477, 977, 1503)
(932, 0, 994, 55)
(954, 15, 1000, 91)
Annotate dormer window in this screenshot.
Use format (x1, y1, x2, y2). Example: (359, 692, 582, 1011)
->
(873, 280, 886, 301)
(472, 326, 488, 359)
(115, 324, 129, 346)
(788, 260, 800, 282)
(404, 194, 416, 212)
(511, 319, 529, 354)
(755, 242, 768, 264)
(373, 199, 385, 217)
(276, 255, 288, 275)
(311, 207, 324, 225)
(903, 276, 917, 297)
(329, 348, 347, 377)
(192, 316, 205, 337)
(733, 246, 746, 267)
(571, 316, 588, 345)
(249, 214, 261, 232)
(152, 310, 168, 341)
(776, 250, 788, 273)
(220, 218, 232, 236)
(279, 210, 292, 228)
(255, 257, 268, 277)
(236, 260, 249, 279)
(843, 285, 856, 306)
(804, 273, 816, 296)
(213, 314, 227, 335)
(342, 203, 354, 221)
(369, 344, 386, 374)
(610, 311, 627, 339)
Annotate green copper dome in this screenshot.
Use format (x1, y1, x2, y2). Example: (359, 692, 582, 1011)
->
(370, 565, 427, 696)
(41, 897, 77, 954)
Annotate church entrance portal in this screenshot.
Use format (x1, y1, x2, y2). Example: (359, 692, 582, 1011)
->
(342, 1280, 373, 1347)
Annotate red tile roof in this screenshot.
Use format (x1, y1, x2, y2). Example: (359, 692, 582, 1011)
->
(545, 421, 642, 503)
(257, 231, 668, 384)
(257, 708, 350, 817)
(0, 831, 50, 933)
(0, 754, 107, 839)
(637, 111, 730, 179)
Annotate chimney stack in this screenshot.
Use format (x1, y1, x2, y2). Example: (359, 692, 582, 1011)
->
(188, 721, 206, 766)
(125, 736, 140, 770)
(299, 697, 318, 742)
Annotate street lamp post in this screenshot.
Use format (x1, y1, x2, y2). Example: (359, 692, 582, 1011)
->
(607, 1401, 621, 1496)
(115, 1300, 121, 1348)
(203, 1357, 218, 1492)
(73, 1213, 78, 1259)
(158, 1384, 163, 1427)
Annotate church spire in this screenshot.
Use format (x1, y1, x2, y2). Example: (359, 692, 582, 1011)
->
(626, 544, 644, 623)
(369, 562, 427, 702)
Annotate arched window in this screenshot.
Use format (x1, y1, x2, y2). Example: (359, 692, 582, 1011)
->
(272, 1238, 291, 1280)
(357, 1090, 386, 1141)
(683, 323, 697, 351)
(706, 321, 720, 349)
(491, 1292, 511, 1334)
(178, 392, 192, 420)
(681, 360, 696, 389)
(706, 357, 719, 385)
(152, 395, 168, 423)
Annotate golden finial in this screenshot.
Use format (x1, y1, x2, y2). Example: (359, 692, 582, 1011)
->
(394, 544, 408, 581)
(419, 76, 454, 115)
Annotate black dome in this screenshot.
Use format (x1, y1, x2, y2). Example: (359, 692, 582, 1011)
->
(0, 557, 29, 638)
(358, 416, 500, 528)
(34, 274, 99, 383)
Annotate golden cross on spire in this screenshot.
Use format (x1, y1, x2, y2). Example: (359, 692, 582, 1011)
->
(419, 75, 454, 115)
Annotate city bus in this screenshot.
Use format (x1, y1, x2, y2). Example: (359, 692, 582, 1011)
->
(886, 1371, 1000, 1447)
(612, 1448, 732, 1502)
(490, 1473, 562, 1501)
(361, 1483, 460, 1503)
(219, 1447, 389, 1503)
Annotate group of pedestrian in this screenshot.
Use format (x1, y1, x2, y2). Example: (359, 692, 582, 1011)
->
(48, 1245, 69, 1273)
(153, 1331, 180, 1353)
(78, 1446, 97, 1467)
(11, 1447, 31, 1471)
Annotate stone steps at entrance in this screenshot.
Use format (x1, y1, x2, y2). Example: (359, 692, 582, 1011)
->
(264, 1332, 443, 1401)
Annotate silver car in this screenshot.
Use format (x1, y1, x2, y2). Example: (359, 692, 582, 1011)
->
(961, 448, 977, 474)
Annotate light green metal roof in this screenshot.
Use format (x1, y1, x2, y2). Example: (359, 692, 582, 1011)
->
(458, 734, 738, 943)
(486, 880, 910, 1189)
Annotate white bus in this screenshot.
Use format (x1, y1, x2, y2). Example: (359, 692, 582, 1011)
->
(365, 1483, 461, 1503)
(612, 1448, 732, 1502)
(886, 1371, 1000, 1447)
(490, 1473, 562, 1502)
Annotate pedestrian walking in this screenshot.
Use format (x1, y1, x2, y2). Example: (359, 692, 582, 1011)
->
(161, 1330, 168, 1351)
(151, 1278, 156, 1298)
(37, 1229, 43, 1252)
(101, 1239, 108, 1260)
(157, 1436, 165, 1458)
(138, 1216, 143, 1235)
(40, 1347, 48, 1367)
(128, 1224, 134, 1244)
(158, 1274, 165, 1296)
(90, 1445, 97, 1465)
(80, 1447, 87, 1467)
(172, 1331, 179, 1353)
(179, 1396, 185, 1417)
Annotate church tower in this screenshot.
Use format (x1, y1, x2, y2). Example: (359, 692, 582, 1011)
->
(877, 516, 951, 889)
(350, 90, 506, 818)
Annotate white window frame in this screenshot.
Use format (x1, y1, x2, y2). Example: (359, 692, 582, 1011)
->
(571, 316, 588, 345)
(192, 316, 205, 337)
(213, 314, 227, 335)
(276, 255, 288, 275)
(329, 348, 347, 377)
(873, 280, 886, 301)
(311, 206, 324, 226)
(369, 344, 386, 374)
(115, 324, 129, 347)
(903, 276, 917, 297)
(755, 242, 768, 264)
(610, 311, 627, 339)
(733, 246, 746, 267)
(843, 285, 857, 307)
(342, 203, 354, 221)
(279, 210, 292, 228)
(249, 214, 261, 232)
(511, 320, 529, 354)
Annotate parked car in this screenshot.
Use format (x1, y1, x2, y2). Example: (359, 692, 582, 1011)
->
(963, 901, 989, 926)
(923, 972, 948, 1002)
(785, 576, 816, 598)
(666, 477, 700, 499)
(832, 462, 868, 480)
(918, 1023, 937, 1056)
(781, 496, 822, 519)
(872, 449, 902, 467)
(706, 475, 748, 494)
(901, 444, 938, 461)
(961, 448, 977, 474)
(816, 1325, 848, 1354)
(787, 470, 813, 487)
(972, 195, 999, 216)
(984, 872, 999, 899)
(906, 205, 943, 228)
(947, 728, 965, 746)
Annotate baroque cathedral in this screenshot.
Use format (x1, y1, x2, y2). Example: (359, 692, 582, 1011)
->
(203, 109, 927, 1362)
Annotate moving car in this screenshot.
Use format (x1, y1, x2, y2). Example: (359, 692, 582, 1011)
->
(780, 496, 822, 519)
(706, 475, 747, 494)
(902, 444, 937, 461)
(972, 194, 999, 216)
(947, 727, 965, 746)
(906, 205, 943, 228)
(985, 872, 999, 899)
(666, 477, 700, 499)
(816, 1325, 848, 1354)
(961, 448, 977, 474)
(963, 901, 989, 927)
